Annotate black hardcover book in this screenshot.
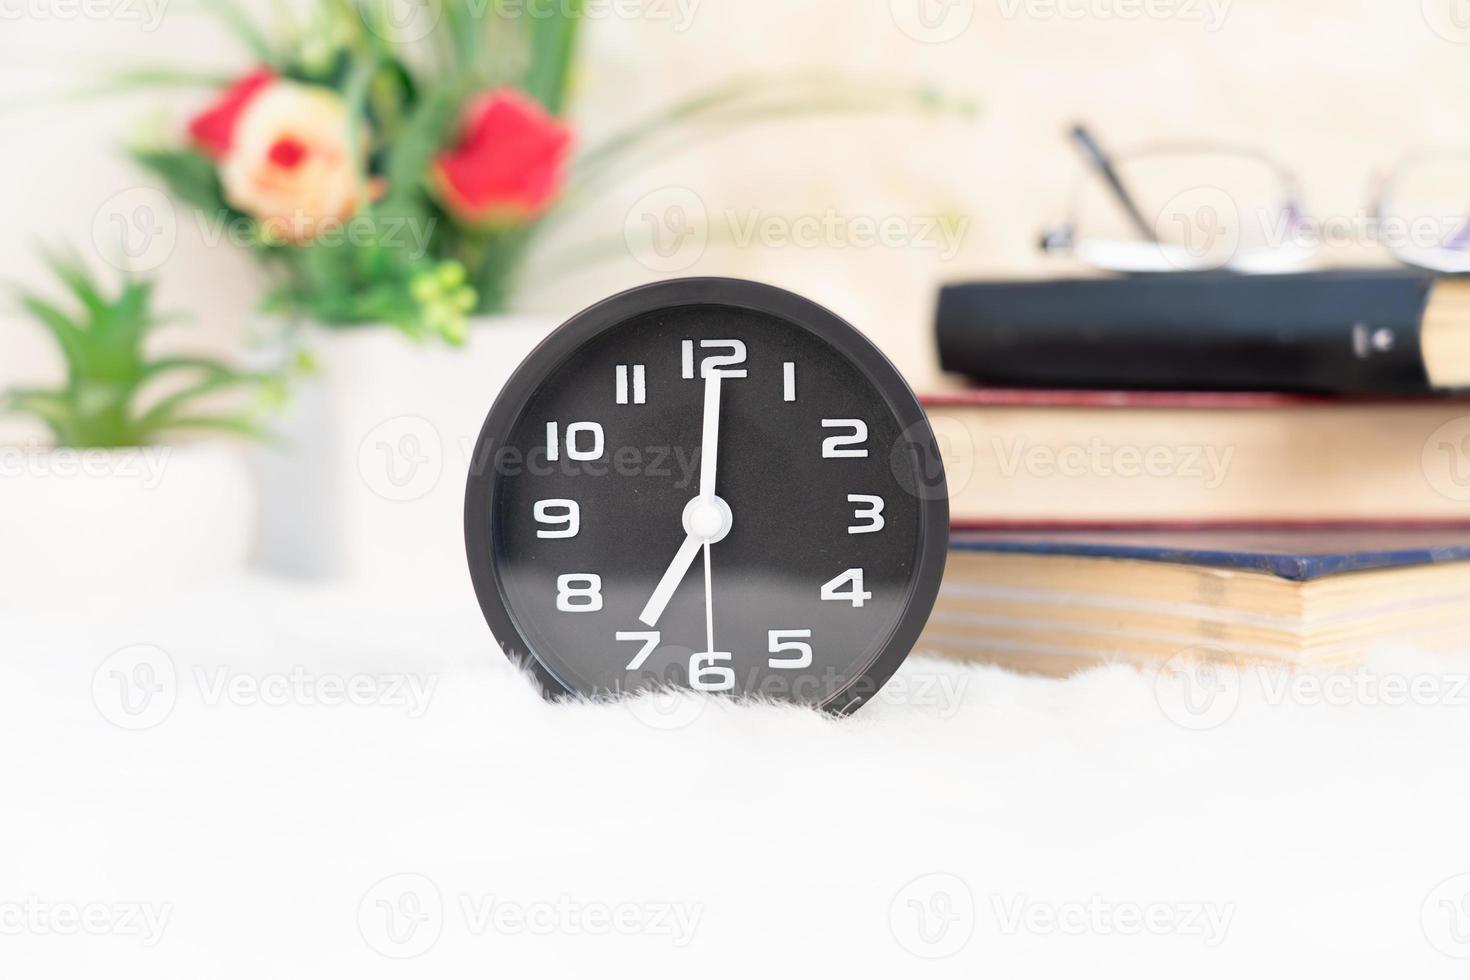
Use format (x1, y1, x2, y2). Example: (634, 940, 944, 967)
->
(935, 270, 1470, 395)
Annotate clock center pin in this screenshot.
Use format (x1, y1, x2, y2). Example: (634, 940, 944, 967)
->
(683, 495, 733, 543)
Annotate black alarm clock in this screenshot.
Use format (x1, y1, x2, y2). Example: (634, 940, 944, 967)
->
(465, 278, 948, 715)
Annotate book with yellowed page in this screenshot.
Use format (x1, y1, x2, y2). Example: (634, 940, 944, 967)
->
(919, 529, 1470, 675)
(937, 270, 1470, 395)
(923, 389, 1470, 525)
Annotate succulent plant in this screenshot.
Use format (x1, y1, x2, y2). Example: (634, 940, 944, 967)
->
(3, 251, 291, 448)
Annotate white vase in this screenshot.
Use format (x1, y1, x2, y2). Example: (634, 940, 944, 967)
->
(251, 315, 560, 588)
(0, 442, 255, 608)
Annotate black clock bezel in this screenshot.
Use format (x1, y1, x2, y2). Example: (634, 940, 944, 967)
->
(464, 277, 949, 716)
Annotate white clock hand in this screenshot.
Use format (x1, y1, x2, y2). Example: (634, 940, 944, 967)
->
(639, 532, 702, 627)
(698, 370, 722, 653)
(700, 369, 722, 498)
(702, 540, 715, 655)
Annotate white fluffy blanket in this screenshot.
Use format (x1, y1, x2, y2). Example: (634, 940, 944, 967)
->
(3, 577, 1468, 978)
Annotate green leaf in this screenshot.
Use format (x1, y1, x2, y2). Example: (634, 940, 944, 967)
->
(572, 74, 977, 185)
(131, 149, 231, 215)
(140, 414, 269, 442)
(109, 279, 157, 344)
(194, 0, 279, 64)
(438, 0, 481, 72)
(520, 0, 582, 116)
(40, 246, 108, 324)
(363, 58, 417, 147)
(548, 75, 979, 232)
(133, 367, 270, 434)
(2, 388, 75, 440)
(6, 68, 234, 117)
(141, 356, 254, 379)
(16, 294, 88, 375)
(463, 227, 533, 314)
(381, 81, 466, 211)
(340, 56, 379, 180)
(99, 67, 237, 89)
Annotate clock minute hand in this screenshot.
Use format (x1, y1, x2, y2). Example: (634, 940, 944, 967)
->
(699, 368, 722, 498)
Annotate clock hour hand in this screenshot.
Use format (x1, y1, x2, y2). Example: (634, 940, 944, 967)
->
(638, 532, 702, 627)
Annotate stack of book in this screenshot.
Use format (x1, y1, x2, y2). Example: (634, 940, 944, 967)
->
(919, 269, 1470, 673)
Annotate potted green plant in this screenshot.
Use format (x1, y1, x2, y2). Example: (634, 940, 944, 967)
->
(0, 252, 288, 606)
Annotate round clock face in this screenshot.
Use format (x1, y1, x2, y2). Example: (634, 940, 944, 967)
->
(465, 278, 948, 715)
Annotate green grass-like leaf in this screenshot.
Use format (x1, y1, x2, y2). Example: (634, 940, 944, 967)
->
(520, 0, 582, 116)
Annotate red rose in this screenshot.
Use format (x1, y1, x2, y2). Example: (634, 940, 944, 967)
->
(188, 68, 275, 159)
(431, 88, 573, 224)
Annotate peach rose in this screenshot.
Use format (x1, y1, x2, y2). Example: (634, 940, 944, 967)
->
(218, 81, 366, 244)
(188, 68, 275, 158)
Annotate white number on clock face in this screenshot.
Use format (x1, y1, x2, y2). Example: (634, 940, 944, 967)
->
(546, 422, 605, 461)
(822, 419, 869, 458)
(768, 630, 814, 670)
(534, 499, 580, 539)
(556, 574, 604, 612)
(616, 364, 647, 405)
(616, 630, 661, 670)
(682, 339, 749, 379)
(821, 569, 872, 608)
(690, 652, 736, 691)
(847, 495, 885, 535)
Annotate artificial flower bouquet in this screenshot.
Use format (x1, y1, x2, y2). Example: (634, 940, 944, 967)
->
(135, 1, 584, 342)
(133, 0, 969, 342)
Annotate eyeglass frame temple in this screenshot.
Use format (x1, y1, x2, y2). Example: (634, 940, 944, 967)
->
(1364, 155, 1470, 268)
(1069, 124, 1160, 244)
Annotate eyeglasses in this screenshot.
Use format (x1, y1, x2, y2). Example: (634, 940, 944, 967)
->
(1040, 124, 1470, 275)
